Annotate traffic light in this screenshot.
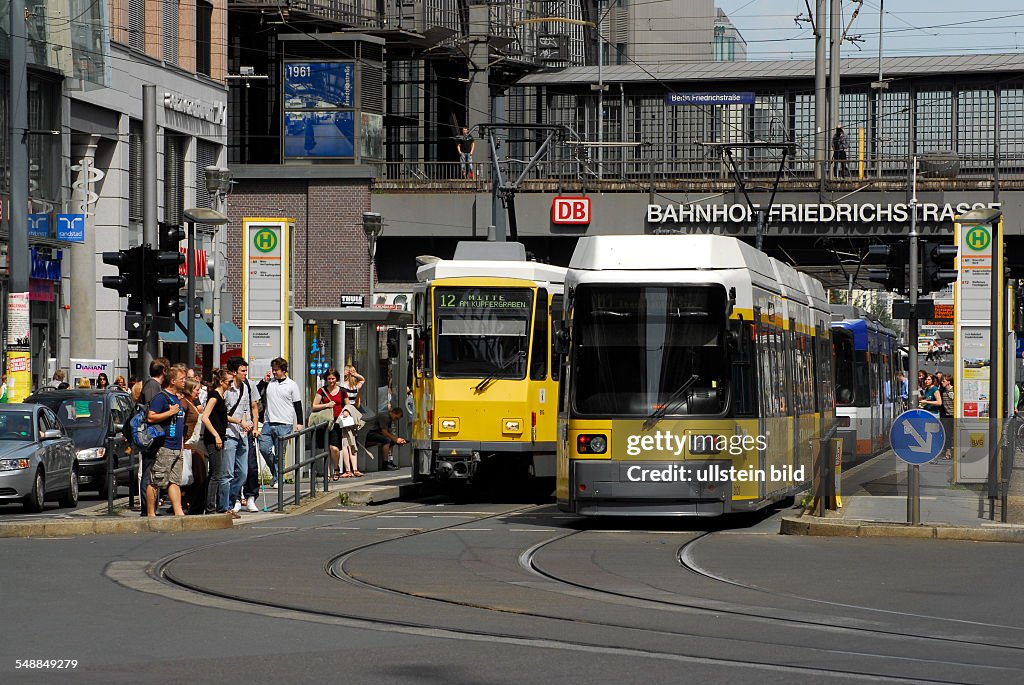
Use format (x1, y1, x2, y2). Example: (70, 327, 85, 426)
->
(865, 242, 908, 294)
(921, 240, 958, 294)
(101, 246, 145, 316)
(149, 222, 186, 331)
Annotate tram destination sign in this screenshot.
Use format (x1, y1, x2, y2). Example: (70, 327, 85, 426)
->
(647, 201, 1001, 225)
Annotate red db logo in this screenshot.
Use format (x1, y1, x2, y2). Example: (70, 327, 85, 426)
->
(552, 196, 591, 225)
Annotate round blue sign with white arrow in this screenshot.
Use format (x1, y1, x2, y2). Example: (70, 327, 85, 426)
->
(889, 409, 946, 465)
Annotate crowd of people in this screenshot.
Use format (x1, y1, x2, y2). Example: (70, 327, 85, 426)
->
(116, 356, 407, 518)
(899, 369, 955, 460)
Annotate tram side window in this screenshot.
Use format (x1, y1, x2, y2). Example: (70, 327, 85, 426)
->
(730, 320, 755, 417)
(530, 289, 549, 380)
(551, 294, 564, 382)
(819, 330, 834, 411)
(834, 335, 855, 407)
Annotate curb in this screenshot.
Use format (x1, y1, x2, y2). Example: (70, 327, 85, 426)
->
(345, 480, 423, 505)
(780, 516, 1024, 543)
(0, 513, 234, 539)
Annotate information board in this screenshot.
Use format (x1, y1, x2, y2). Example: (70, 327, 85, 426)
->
(953, 217, 1003, 483)
(242, 219, 292, 377)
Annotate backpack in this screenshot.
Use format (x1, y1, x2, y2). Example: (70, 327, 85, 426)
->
(125, 402, 164, 451)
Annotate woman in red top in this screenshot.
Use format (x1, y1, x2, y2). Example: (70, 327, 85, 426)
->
(313, 368, 361, 479)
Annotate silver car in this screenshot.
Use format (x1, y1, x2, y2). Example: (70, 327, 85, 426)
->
(0, 404, 79, 512)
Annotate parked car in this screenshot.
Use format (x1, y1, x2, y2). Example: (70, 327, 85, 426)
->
(0, 403, 79, 512)
(25, 389, 132, 499)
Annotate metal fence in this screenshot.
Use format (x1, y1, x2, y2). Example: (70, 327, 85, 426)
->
(372, 153, 1024, 189)
(272, 425, 331, 512)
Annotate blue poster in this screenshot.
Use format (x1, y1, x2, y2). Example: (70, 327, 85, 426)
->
(28, 213, 50, 238)
(284, 111, 354, 158)
(284, 62, 354, 109)
(57, 214, 86, 243)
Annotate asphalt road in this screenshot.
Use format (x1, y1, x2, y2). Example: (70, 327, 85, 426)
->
(2, 499, 1023, 684)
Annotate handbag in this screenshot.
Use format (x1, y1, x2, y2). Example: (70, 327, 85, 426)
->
(180, 448, 194, 487)
(183, 401, 206, 456)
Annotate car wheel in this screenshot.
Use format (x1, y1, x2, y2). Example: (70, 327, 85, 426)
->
(23, 469, 45, 513)
(59, 465, 80, 508)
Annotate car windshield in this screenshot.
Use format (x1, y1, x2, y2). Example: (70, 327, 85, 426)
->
(31, 398, 104, 428)
(0, 410, 35, 441)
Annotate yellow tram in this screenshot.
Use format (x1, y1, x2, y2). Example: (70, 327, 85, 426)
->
(411, 242, 566, 484)
(556, 235, 834, 516)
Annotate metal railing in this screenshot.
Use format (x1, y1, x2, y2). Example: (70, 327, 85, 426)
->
(372, 153, 1024, 188)
(105, 448, 138, 515)
(273, 424, 331, 512)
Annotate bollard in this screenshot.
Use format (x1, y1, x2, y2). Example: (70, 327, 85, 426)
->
(106, 447, 115, 515)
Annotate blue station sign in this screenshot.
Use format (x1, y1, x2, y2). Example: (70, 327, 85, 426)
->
(666, 92, 756, 106)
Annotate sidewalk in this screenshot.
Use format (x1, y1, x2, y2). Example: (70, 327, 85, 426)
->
(0, 466, 418, 538)
(781, 447, 1024, 542)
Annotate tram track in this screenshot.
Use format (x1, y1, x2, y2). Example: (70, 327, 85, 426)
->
(130, 506, 1024, 684)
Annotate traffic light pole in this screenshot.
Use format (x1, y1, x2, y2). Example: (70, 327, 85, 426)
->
(907, 158, 921, 526)
(143, 85, 159, 371)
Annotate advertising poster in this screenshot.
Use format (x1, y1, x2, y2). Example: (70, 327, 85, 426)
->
(6, 292, 30, 401)
(71, 358, 114, 388)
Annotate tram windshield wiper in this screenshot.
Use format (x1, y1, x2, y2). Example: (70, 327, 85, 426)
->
(643, 374, 700, 430)
(474, 350, 526, 393)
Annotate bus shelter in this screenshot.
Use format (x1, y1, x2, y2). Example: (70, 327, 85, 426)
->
(291, 307, 412, 471)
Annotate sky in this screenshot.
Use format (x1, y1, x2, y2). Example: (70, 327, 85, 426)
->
(717, 1, 1024, 61)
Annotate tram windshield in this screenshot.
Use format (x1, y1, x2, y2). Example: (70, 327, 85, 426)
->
(434, 286, 534, 378)
(570, 285, 728, 417)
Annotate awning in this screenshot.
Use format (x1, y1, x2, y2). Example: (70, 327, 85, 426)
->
(159, 313, 214, 345)
(221, 321, 242, 344)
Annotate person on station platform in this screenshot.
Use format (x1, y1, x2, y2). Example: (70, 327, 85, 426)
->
(457, 127, 475, 179)
(832, 124, 849, 177)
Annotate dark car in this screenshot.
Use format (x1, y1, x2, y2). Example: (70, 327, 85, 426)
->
(0, 404, 79, 511)
(25, 389, 132, 498)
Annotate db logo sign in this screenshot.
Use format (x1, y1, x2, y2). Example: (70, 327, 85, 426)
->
(552, 196, 591, 225)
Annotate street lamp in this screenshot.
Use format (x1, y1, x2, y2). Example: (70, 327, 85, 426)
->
(203, 166, 233, 369)
(362, 212, 383, 306)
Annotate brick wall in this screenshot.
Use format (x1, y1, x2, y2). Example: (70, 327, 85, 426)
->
(225, 179, 373, 327)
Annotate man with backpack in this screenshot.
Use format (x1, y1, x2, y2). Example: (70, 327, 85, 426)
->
(135, 359, 168, 515)
(145, 367, 187, 517)
(224, 358, 261, 513)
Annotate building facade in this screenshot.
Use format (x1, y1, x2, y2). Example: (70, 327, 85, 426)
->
(71, 0, 229, 378)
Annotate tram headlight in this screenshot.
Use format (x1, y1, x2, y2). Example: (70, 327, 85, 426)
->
(577, 434, 608, 454)
(439, 418, 460, 433)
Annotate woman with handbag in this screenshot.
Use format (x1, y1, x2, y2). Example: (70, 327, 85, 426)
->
(180, 379, 208, 515)
(201, 369, 237, 517)
(313, 368, 354, 479)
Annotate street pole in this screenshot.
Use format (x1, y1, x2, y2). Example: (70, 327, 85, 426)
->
(814, 0, 827, 186)
(829, 0, 842, 152)
(212, 217, 223, 370)
(907, 156, 921, 525)
(9, 0, 30, 391)
(988, 215, 1001, 519)
(143, 85, 159, 371)
(186, 221, 196, 369)
(596, 0, 603, 181)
